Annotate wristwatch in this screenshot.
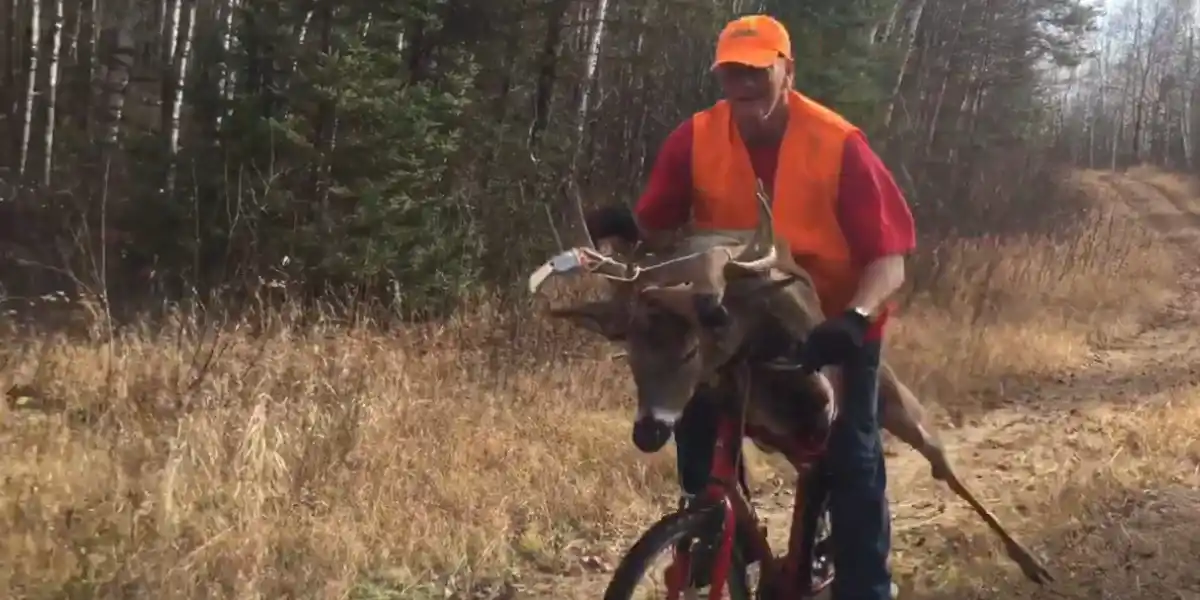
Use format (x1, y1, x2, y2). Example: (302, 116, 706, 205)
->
(848, 306, 873, 323)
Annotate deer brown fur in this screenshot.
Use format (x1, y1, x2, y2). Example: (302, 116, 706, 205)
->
(529, 187, 1053, 584)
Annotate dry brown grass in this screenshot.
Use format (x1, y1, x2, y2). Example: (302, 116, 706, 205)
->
(894, 382, 1200, 599)
(0, 181, 1183, 599)
(889, 210, 1174, 405)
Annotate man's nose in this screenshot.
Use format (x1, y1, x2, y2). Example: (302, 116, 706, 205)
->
(727, 79, 754, 96)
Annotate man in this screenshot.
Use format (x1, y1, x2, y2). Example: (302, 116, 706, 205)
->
(587, 14, 915, 600)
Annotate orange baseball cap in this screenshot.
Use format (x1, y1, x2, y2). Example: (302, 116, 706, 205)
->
(713, 14, 792, 70)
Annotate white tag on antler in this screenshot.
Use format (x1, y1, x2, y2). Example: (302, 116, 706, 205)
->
(527, 249, 586, 293)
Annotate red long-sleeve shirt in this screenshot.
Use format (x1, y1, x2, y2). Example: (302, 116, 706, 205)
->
(634, 120, 916, 340)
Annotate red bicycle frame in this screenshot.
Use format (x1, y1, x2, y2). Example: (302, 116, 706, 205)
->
(662, 395, 832, 600)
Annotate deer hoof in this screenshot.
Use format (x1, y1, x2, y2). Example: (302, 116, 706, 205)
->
(1007, 542, 1055, 584)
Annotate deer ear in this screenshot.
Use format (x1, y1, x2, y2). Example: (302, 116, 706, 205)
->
(548, 301, 628, 341)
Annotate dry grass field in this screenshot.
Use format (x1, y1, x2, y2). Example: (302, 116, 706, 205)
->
(1, 166, 1197, 600)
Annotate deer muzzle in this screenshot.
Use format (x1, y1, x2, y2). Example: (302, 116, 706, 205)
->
(631, 415, 673, 453)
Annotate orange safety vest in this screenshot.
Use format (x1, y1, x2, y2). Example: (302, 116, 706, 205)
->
(690, 89, 861, 318)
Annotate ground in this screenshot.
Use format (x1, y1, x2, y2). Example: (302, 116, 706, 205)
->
(511, 166, 1200, 599)
(1, 167, 1198, 599)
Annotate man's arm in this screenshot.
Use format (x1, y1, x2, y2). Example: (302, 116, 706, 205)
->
(633, 120, 695, 236)
(583, 120, 693, 246)
(835, 131, 917, 316)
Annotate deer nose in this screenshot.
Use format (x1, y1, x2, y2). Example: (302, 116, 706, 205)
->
(632, 416, 673, 453)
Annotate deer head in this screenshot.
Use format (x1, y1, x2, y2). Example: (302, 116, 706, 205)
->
(529, 182, 832, 452)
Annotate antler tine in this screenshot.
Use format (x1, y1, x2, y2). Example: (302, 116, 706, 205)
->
(568, 177, 597, 251)
(542, 204, 566, 251)
(730, 179, 778, 270)
(525, 147, 569, 253)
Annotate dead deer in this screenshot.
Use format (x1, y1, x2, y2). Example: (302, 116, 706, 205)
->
(528, 185, 1054, 585)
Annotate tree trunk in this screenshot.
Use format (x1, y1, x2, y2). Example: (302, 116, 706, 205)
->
(42, 0, 62, 187)
(76, 0, 95, 137)
(528, 0, 569, 148)
(164, 0, 196, 199)
(882, 0, 926, 130)
(95, 13, 136, 147)
(19, 0, 42, 180)
(573, 0, 610, 170)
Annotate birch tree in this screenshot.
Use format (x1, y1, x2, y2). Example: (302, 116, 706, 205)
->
(42, 0, 62, 187)
(19, 0, 41, 180)
(0, 0, 1111, 311)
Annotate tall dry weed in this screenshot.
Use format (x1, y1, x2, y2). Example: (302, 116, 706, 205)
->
(889, 210, 1173, 399)
(0, 208, 1178, 598)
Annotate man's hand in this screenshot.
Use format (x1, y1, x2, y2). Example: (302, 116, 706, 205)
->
(802, 309, 870, 370)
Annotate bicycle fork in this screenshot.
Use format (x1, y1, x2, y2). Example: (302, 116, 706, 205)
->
(665, 495, 738, 600)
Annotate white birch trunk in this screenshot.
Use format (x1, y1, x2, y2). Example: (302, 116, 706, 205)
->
(19, 0, 42, 179)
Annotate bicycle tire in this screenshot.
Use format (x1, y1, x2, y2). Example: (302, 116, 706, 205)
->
(603, 500, 754, 600)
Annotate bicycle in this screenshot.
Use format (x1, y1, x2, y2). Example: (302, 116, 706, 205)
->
(602, 370, 836, 600)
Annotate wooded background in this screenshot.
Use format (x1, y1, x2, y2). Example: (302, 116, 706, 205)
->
(0, 0, 1189, 318)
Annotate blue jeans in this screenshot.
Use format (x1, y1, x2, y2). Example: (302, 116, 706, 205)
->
(674, 340, 892, 600)
(805, 340, 892, 599)
(674, 386, 721, 498)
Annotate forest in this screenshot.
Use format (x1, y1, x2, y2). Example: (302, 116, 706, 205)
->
(0, 0, 1179, 317)
(1, 0, 1198, 598)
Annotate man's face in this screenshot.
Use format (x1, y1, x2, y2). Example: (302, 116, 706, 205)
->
(715, 57, 792, 129)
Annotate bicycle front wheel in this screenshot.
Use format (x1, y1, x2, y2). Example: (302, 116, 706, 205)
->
(603, 500, 756, 600)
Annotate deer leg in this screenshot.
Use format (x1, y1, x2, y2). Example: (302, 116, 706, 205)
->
(877, 363, 1055, 584)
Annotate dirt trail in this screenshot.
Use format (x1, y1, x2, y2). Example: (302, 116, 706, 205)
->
(862, 168, 1200, 598)
(522, 168, 1200, 600)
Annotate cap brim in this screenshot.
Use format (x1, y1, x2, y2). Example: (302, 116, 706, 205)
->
(711, 47, 778, 70)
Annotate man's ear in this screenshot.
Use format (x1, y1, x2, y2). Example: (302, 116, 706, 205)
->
(780, 56, 795, 89)
(548, 300, 628, 341)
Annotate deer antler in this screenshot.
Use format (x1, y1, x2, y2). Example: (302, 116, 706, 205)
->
(728, 179, 778, 270)
(528, 176, 781, 297)
(566, 176, 597, 251)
